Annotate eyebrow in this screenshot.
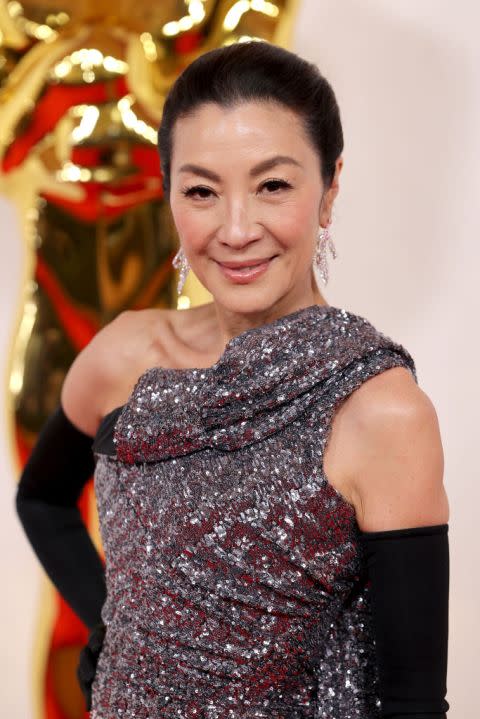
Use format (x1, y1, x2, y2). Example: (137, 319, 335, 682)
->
(177, 155, 302, 182)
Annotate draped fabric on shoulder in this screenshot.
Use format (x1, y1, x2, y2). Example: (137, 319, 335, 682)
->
(109, 304, 417, 463)
(90, 303, 420, 719)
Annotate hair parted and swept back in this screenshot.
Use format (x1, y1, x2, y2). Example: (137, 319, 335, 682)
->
(157, 40, 344, 200)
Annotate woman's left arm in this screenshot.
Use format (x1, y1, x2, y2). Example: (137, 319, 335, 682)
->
(347, 367, 450, 718)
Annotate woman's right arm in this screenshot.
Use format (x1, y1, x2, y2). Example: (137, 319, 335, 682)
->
(14, 317, 125, 629)
(15, 403, 106, 628)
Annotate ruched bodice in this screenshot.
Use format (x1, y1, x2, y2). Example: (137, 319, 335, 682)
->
(90, 303, 417, 718)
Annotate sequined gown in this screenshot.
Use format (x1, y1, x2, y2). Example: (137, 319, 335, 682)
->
(90, 304, 417, 719)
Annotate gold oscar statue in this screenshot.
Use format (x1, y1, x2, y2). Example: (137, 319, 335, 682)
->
(1, 1, 301, 716)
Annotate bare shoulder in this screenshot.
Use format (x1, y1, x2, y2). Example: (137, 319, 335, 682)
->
(60, 309, 169, 437)
(59, 304, 220, 437)
(341, 365, 423, 433)
(338, 365, 449, 530)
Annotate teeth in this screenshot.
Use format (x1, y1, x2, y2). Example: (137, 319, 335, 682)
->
(230, 262, 265, 271)
(220, 258, 272, 272)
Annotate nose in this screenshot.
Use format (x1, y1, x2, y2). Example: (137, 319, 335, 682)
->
(217, 196, 263, 248)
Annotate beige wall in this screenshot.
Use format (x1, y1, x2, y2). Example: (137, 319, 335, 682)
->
(1, 1, 477, 715)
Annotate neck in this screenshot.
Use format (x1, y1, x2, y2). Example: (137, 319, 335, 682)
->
(213, 281, 328, 347)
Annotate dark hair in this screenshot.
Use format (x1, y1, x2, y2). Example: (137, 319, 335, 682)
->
(157, 41, 343, 199)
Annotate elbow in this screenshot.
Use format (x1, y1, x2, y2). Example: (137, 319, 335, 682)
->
(14, 479, 36, 530)
(15, 471, 46, 527)
(15, 462, 35, 511)
(15, 477, 27, 521)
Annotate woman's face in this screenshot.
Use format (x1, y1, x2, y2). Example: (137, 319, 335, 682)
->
(169, 100, 340, 314)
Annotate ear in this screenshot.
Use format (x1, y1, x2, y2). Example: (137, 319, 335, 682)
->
(319, 156, 343, 227)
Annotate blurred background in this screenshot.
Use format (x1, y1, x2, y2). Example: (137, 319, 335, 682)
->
(1, 0, 477, 717)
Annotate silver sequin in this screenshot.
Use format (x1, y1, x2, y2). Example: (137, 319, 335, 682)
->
(90, 303, 417, 718)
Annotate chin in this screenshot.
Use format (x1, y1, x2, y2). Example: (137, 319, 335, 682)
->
(212, 292, 282, 316)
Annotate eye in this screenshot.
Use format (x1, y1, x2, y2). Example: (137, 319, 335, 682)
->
(180, 178, 292, 201)
(181, 185, 213, 199)
(261, 179, 292, 193)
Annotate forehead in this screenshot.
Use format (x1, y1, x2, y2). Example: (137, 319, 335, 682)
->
(171, 100, 313, 165)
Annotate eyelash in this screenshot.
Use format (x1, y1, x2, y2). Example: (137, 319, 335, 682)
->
(180, 179, 292, 200)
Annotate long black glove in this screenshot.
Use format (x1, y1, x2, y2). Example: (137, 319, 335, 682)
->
(15, 403, 107, 630)
(359, 523, 450, 718)
(77, 620, 106, 710)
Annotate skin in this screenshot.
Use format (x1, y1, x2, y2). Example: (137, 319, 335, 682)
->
(168, 100, 339, 349)
(62, 99, 449, 532)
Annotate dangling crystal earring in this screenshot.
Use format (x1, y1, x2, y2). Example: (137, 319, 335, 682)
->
(172, 245, 190, 295)
(313, 219, 337, 285)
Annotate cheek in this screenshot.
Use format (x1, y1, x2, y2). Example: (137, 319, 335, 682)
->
(171, 192, 318, 252)
(171, 205, 210, 250)
(269, 196, 318, 249)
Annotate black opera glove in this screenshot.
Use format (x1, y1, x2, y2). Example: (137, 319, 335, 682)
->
(359, 523, 450, 719)
(15, 403, 106, 630)
(77, 620, 106, 710)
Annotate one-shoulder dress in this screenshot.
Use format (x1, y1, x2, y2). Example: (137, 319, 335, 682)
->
(90, 303, 417, 719)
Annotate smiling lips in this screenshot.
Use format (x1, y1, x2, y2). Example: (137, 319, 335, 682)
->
(216, 256, 276, 282)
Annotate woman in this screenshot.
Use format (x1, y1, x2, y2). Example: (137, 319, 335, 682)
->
(16, 41, 450, 717)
